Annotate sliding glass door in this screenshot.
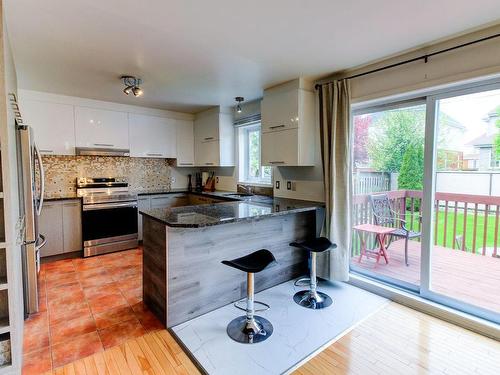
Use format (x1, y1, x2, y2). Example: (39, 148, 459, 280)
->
(350, 100, 426, 292)
(422, 85, 500, 323)
(350, 80, 500, 324)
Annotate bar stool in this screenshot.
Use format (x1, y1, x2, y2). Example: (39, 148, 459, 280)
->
(290, 237, 336, 309)
(221, 249, 276, 344)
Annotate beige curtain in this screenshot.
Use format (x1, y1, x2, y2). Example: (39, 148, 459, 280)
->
(318, 80, 352, 281)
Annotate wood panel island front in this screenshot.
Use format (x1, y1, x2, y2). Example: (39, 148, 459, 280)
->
(139, 193, 324, 327)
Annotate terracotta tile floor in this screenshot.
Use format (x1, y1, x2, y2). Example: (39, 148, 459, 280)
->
(22, 247, 164, 374)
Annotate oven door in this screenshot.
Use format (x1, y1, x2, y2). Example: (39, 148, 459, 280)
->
(82, 202, 138, 244)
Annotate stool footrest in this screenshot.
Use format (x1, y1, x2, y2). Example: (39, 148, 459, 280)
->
(234, 299, 270, 313)
(294, 277, 311, 287)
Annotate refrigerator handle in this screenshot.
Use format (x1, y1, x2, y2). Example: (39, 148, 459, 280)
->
(34, 143, 45, 216)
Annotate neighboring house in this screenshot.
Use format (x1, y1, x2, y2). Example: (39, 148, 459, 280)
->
(467, 109, 500, 170)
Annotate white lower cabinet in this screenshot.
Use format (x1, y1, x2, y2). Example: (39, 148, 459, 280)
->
(39, 200, 82, 257)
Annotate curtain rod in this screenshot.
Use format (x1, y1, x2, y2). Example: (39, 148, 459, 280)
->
(315, 31, 500, 89)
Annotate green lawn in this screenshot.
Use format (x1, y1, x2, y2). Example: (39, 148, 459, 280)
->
(403, 209, 498, 253)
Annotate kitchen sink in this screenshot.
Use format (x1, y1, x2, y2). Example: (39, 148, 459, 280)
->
(223, 193, 254, 197)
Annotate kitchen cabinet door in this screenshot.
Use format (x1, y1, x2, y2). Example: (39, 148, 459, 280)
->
(75, 106, 129, 149)
(194, 140, 219, 166)
(150, 195, 173, 209)
(138, 196, 151, 241)
(261, 89, 299, 133)
(176, 119, 195, 166)
(129, 114, 177, 158)
(21, 99, 76, 155)
(39, 202, 64, 257)
(62, 200, 82, 253)
(194, 112, 219, 142)
(261, 128, 299, 166)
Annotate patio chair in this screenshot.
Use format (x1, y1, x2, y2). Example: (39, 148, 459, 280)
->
(369, 194, 421, 266)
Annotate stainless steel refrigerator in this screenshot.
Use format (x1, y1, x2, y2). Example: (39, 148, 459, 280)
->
(11, 93, 46, 316)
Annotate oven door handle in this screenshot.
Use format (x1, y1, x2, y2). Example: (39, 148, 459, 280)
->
(83, 202, 138, 211)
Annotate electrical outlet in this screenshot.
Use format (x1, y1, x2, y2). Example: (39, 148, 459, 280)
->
(275, 181, 280, 189)
(216, 176, 219, 183)
(287, 181, 292, 190)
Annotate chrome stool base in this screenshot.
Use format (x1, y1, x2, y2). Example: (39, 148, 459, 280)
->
(226, 315, 273, 344)
(293, 290, 333, 310)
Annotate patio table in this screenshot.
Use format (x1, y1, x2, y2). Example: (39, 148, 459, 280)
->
(353, 224, 396, 264)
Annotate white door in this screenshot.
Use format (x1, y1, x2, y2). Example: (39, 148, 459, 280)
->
(261, 128, 298, 166)
(38, 202, 64, 257)
(21, 100, 76, 155)
(176, 119, 195, 166)
(129, 113, 176, 158)
(261, 90, 299, 133)
(194, 112, 219, 142)
(195, 140, 219, 166)
(62, 200, 82, 253)
(75, 106, 129, 149)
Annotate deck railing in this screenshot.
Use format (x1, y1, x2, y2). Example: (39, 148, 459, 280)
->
(352, 190, 500, 257)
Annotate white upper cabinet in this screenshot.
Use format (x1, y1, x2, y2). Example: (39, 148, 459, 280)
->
(175, 119, 195, 166)
(261, 89, 299, 133)
(261, 83, 315, 166)
(75, 106, 129, 150)
(194, 108, 234, 167)
(21, 99, 76, 155)
(129, 113, 176, 158)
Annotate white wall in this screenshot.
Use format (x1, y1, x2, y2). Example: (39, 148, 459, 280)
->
(321, 24, 500, 103)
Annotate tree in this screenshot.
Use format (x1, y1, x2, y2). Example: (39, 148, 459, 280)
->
(398, 144, 424, 210)
(367, 107, 425, 173)
(398, 144, 424, 191)
(353, 115, 371, 167)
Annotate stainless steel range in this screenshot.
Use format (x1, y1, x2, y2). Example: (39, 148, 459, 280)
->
(77, 177, 138, 257)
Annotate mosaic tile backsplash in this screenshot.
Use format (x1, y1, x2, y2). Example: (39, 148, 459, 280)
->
(42, 155, 174, 198)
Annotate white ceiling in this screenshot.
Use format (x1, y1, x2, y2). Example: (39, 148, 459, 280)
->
(5, 0, 500, 113)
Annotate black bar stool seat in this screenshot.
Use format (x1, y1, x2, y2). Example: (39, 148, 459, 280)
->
(290, 237, 336, 309)
(222, 249, 276, 273)
(222, 249, 276, 344)
(290, 237, 336, 253)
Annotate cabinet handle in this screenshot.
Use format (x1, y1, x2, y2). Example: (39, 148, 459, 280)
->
(269, 161, 285, 164)
(63, 202, 79, 206)
(40, 149, 54, 153)
(178, 162, 193, 165)
(205, 162, 214, 165)
(146, 153, 163, 157)
(203, 137, 214, 141)
(269, 125, 285, 129)
(94, 143, 114, 147)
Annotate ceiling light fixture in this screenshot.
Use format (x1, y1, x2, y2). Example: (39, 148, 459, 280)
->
(121, 76, 143, 97)
(235, 97, 244, 113)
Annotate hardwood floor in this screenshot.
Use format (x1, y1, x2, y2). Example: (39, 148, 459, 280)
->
(35, 302, 500, 375)
(42, 330, 200, 375)
(293, 303, 500, 375)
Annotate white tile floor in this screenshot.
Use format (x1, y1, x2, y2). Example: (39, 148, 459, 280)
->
(172, 279, 388, 375)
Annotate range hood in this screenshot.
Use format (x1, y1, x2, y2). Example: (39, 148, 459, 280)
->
(76, 147, 130, 157)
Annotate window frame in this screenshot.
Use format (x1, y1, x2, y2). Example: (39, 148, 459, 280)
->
(238, 121, 272, 186)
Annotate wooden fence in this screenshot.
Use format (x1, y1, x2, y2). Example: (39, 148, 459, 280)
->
(352, 190, 500, 257)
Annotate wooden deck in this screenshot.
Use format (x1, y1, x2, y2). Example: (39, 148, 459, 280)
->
(351, 239, 500, 313)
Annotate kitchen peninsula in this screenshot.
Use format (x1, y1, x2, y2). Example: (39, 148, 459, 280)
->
(140, 194, 324, 327)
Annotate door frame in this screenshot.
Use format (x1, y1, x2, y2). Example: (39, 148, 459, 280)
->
(350, 77, 500, 324)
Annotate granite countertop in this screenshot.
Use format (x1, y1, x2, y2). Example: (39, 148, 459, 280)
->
(140, 197, 324, 228)
(45, 194, 80, 201)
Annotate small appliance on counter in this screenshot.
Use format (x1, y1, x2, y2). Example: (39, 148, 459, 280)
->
(194, 172, 203, 192)
(77, 177, 138, 257)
